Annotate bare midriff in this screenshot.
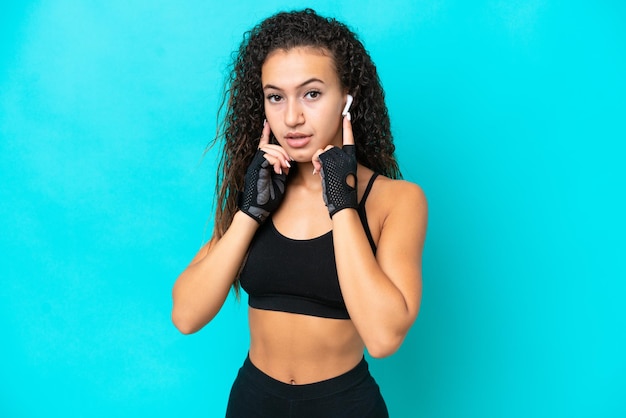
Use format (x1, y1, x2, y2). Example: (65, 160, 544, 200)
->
(248, 307, 365, 385)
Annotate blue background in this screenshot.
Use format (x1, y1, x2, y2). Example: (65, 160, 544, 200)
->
(1, 1, 624, 417)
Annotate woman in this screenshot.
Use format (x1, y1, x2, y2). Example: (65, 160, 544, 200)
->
(172, 9, 427, 417)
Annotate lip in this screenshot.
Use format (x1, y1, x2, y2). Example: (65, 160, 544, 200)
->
(284, 132, 312, 148)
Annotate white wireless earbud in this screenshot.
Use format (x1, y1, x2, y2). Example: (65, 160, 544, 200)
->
(342, 94, 353, 116)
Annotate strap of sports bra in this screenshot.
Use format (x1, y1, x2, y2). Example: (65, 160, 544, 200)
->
(358, 173, 379, 254)
(360, 172, 379, 206)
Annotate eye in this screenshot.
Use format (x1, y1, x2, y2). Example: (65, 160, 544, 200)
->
(266, 94, 283, 104)
(305, 90, 322, 100)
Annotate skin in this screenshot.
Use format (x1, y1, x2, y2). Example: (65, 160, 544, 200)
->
(171, 47, 428, 385)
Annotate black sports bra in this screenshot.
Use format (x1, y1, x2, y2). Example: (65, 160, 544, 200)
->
(239, 173, 379, 319)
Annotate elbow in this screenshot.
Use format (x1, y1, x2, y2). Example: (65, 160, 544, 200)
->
(365, 332, 405, 359)
(171, 285, 212, 335)
(362, 314, 416, 358)
(171, 306, 203, 335)
(173, 320, 198, 335)
(172, 313, 196, 335)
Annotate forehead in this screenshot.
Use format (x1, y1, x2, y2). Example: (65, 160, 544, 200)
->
(261, 47, 340, 87)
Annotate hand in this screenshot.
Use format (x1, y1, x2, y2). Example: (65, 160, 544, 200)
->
(313, 114, 357, 218)
(238, 121, 293, 223)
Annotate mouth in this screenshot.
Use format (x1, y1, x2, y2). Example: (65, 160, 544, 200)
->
(284, 133, 312, 148)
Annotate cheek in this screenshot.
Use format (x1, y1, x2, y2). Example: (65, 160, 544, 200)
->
(310, 104, 341, 126)
(318, 107, 342, 134)
(264, 110, 280, 133)
(264, 106, 277, 121)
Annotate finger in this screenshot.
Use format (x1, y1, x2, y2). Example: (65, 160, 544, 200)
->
(258, 119, 271, 148)
(313, 145, 338, 174)
(342, 113, 354, 147)
(260, 146, 292, 170)
(262, 153, 284, 175)
(260, 144, 291, 162)
(311, 149, 324, 175)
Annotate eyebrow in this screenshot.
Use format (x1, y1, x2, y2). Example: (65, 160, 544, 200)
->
(262, 78, 325, 91)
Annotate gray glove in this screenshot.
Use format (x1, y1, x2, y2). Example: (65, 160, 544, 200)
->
(238, 150, 287, 223)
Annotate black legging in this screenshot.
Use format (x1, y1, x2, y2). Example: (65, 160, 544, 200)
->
(225, 355, 389, 418)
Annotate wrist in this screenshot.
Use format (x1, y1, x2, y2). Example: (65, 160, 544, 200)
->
(330, 206, 359, 221)
(234, 210, 264, 228)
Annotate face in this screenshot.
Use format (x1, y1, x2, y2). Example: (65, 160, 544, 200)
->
(261, 47, 347, 162)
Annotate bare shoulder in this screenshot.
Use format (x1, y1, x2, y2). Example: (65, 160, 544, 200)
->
(367, 175, 427, 283)
(371, 175, 427, 219)
(359, 169, 427, 246)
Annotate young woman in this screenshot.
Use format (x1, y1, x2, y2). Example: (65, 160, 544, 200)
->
(172, 9, 427, 417)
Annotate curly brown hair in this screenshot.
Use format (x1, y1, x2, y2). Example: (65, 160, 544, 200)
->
(209, 8, 401, 239)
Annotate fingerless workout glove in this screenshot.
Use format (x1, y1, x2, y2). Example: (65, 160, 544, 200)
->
(238, 150, 287, 224)
(318, 145, 358, 218)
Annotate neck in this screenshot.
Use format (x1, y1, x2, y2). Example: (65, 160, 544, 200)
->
(290, 160, 322, 190)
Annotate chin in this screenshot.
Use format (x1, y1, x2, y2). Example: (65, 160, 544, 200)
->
(289, 151, 314, 164)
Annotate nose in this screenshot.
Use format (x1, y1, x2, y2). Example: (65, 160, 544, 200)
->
(285, 99, 304, 127)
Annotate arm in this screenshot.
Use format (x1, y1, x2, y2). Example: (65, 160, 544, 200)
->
(171, 212, 259, 334)
(314, 115, 427, 357)
(332, 182, 427, 357)
(172, 121, 292, 334)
